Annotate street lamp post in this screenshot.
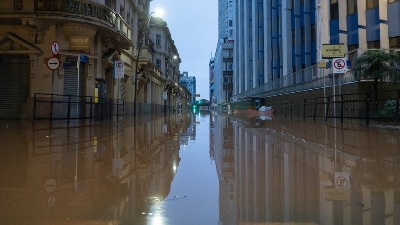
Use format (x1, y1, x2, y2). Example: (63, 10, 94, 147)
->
(133, 12, 154, 115)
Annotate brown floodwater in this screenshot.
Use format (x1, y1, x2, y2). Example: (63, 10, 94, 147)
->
(0, 112, 399, 225)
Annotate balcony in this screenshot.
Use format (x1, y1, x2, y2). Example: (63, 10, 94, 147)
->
(34, 0, 132, 48)
(138, 48, 153, 66)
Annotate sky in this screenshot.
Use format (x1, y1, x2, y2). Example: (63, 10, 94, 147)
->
(150, 0, 218, 100)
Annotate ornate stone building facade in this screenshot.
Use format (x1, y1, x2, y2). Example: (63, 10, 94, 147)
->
(0, 0, 189, 119)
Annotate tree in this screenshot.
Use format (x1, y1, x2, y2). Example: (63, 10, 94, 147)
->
(352, 50, 400, 109)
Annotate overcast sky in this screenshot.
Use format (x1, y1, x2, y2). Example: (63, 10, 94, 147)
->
(150, 0, 218, 100)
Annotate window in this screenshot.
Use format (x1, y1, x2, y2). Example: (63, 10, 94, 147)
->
(127, 12, 130, 25)
(156, 58, 161, 69)
(389, 37, 400, 48)
(348, 44, 359, 51)
(156, 34, 161, 46)
(292, 29, 295, 45)
(228, 63, 233, 70)
(330, 0, 339, 20)
(367, 40, 380, 49)
(311, 24, 316, 42)
(301, 27, 305, 44)
(120, 5, 125, 19)
(347, 0, 357, 15)
(14, 0, 23, 10)
(229, 20, 233, 27)
(366, 0, 379, 9)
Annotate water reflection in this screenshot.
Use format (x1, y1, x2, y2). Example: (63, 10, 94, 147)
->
(0, 113, 196, 225)
(213, 115, 400, 225)
(1, 113, 399, 224)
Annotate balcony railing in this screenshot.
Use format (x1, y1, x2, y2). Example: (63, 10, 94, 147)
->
(35, 0, 131, 41)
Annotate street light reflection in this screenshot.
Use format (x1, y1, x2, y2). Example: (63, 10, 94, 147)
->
(150, 214, 163, 225)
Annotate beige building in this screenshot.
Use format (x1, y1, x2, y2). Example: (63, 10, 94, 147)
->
(0, 0, 189, 119)
(148, 17, 184, 114)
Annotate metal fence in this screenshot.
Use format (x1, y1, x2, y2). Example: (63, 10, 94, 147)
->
(277, 89, 400, 125)
(33, 93, 124, 122)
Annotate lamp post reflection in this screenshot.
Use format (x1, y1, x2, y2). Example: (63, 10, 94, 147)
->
(133, 11, 154, 116)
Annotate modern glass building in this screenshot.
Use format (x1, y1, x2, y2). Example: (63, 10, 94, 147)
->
(232, 0, 400, 100)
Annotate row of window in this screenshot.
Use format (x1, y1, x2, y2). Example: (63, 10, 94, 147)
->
(331, 0, 400, 18)
(291, 25, 316, 45)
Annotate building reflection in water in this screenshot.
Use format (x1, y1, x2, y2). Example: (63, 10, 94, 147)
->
(213, 115, 400, 225)
(0, 113, 195, 225)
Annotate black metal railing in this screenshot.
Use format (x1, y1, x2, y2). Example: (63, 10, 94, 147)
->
(33, 93, 124, 122)
(35, 0, 131, 39)
(277, 89, 400, 126)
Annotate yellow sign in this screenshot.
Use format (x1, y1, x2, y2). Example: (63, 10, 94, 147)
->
(324, 187, 350, 202)
(94, 88, 99, 103)
(322, 44, 346, 58)
(318, 61, 328, 68)
(69, 36, 90, 52)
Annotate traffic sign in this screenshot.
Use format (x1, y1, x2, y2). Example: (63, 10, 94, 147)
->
(335, 172, 350, 189)
(112, 159, 123, 177)
(332, 58, 347, 74)
(44, 178, 57, 193)
(47, 57, 60, 70)
(51, 41, 60, 55)
(79, 54, 89, 64)
(48, 195, 56, 207)
(113, 61, 124, 78)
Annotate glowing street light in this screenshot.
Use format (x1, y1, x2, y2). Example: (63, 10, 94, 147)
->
(154, 8, 164, 18)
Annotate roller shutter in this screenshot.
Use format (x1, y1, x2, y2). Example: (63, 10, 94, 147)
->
(0, 55, 30, 119)
(63, 57, 85, 118)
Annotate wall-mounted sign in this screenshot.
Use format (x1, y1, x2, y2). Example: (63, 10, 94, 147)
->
(322, 44, 346, 59)
(69, 36, 90, 52)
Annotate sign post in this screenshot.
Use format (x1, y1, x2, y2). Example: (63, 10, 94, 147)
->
(113, 61, 124, 100)
(332, 58, 348, 118)
(321, 44, 347, 119)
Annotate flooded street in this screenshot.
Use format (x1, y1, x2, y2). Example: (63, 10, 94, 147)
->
(0, 112, 399, 225)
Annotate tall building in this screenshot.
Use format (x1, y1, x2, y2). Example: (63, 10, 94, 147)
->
(209, 57, 215, 105)
(145, 17, 182, 114)
(232, 0, 400, 101)
(213, 0, 235, 110)
(179, 71, 196, 106)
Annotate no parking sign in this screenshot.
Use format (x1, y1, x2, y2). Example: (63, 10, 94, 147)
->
(335, 172, 350, 189)
(332, 58, 348, 74)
